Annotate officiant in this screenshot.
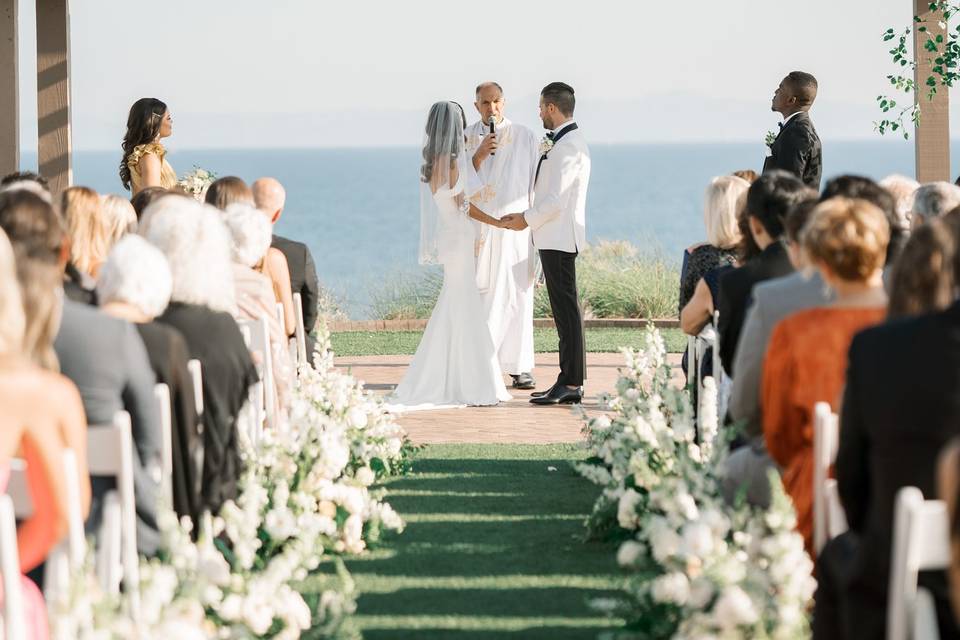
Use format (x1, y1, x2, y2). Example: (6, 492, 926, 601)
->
(466, 82, 540, 390)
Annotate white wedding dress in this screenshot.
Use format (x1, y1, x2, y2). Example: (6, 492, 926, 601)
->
(388, 179, 512, 410)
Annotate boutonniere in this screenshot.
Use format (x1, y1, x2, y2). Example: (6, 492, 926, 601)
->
(764, 130, 777, 147)
(539, 136, 554, 156)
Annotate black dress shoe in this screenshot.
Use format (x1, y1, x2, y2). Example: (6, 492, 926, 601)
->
(530, 385, 583, 405)
(510, 372, 536, 390)
(530, 383, 557, 398)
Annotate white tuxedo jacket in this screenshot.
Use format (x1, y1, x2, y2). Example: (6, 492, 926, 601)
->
(523, 126, 590, 253)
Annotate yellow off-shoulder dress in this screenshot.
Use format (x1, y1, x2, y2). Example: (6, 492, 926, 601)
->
(128, 142, 178, 194)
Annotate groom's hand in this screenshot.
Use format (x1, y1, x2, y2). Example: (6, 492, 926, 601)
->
(501, 213, 528, 230)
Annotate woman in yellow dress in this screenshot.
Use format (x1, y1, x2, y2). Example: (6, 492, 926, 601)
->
(120, 98, 178, 194)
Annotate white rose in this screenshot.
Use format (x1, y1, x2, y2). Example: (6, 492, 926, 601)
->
(681, 522, 715, 558)
(649, 521, 683, 564)
(347, 407, 368, 429)
(616, 539, 645, 567)
(688, 577, 715, 608)
(355, 466, 376, 486)
(713, 585, 758, 629)
(617, 489, 643, 530)
(651, 571, 690, 605)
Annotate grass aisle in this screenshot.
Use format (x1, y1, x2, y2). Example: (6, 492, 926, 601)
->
(315, 444, 626, 639)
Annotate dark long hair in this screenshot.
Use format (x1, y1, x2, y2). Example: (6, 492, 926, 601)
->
(420, 101, 466, 184)
(119, 98, 167, 191)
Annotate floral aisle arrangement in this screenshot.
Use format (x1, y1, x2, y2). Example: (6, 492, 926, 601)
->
(177, 166, 217, 201)
(50, 323, 414, 639)
(578, 326, 816, 639)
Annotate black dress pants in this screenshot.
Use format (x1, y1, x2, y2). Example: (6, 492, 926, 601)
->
(539, 249, 585, 386)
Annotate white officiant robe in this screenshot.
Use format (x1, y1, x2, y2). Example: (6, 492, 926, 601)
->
(465, 117, 540, 375)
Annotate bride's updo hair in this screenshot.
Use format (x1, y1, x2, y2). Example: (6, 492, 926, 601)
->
(120, 98, 168, 190)
(420, 101, 467, 184)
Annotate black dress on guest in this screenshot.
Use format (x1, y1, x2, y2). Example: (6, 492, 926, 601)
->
(134, 321, 202, 526)
(679, 245, 738, 315)
(157, 302, 257, 515)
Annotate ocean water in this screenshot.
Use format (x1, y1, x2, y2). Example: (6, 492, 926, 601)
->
(19, 141, 959, 318)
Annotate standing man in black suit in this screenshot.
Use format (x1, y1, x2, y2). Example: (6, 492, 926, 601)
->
(717, 171, 814, 375)
(252, 177, 321, 358)
(763, 71, 823, 190)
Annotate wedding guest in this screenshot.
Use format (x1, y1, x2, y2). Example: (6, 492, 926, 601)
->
(131, 187, 169, 220)
(62, 187, 122, 279)
(101, 193, 138, 236)
(938, 438, 960, 626)
(253, 177, 321, 355)
(0, 170, 49, 190)
(821, 174, 905, 272)
(0, 226, 90, 640)
(763, 71, 822, 189)
(121, 98, 177, 195)
(0, 188, 162, 554)
(97, 235, 202, 525)
(762, 198, 889, 555)
(145, 197, 258, 514)
(813, 235, 960, 640)
(910, 181, 960, 229)
(879, 174, 920, 232)
(888, 218, 957, 318)
(716, 170, 812, 375)
(221, 202, 293, 420)
(205, 176, 255, 210)
(732, 169, 759, 183)
(678, 176, 747, 315)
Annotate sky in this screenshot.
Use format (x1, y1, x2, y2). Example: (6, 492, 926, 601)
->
(12, 0, 949, 150)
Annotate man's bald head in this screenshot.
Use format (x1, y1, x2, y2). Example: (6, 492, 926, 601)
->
(252, 177, 286, 224)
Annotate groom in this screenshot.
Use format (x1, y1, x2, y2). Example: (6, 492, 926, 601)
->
(502, 82, 591, 405)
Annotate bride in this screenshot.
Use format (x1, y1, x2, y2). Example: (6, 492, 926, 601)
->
(389, 101, 512, 409)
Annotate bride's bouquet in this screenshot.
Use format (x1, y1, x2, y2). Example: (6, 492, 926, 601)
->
(178, 166, 217, 201)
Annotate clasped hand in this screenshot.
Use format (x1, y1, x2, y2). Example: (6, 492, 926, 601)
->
(499, 213, 528, 231)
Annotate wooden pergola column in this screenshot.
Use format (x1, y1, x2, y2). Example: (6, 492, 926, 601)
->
(914, 0, 951, 182)
(0, 0, 18, 178)
(36, 0, 72, 195)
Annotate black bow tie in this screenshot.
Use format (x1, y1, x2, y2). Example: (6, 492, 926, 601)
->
(546, 131, 555, 140)
(778, 122, 784, 129)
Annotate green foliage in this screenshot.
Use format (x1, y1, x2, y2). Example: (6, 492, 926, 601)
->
(367, 268, 443, 320)
(877, 2, 960, 137)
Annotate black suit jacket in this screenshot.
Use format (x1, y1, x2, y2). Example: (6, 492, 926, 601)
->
(834, 302, 960, 635)
(762, 111, 822, 190)
(716, 241, 793, 375)
(271, 234, 320, 337)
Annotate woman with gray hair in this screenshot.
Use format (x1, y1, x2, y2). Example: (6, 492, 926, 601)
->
(142, 197, 256, 514)
(97, 234, 202, 524)
(221, 202, 294, 422)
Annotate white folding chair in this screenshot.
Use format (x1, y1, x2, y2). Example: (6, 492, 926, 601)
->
(293, 292, 308, 367)
(188, 359, 203, 417)
(154, 383, 173, 506)
(686, 335, 697, 390)
(0, 495, 26, 640)
(814, 402, 848, 553)
(235, 319, 265, 445)
(887, 486, 951, 640)
(249, 315, 276, 430)
(87, 411, 140, 618)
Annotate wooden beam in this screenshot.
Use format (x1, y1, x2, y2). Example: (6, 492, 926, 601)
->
(914, 0, 951, 183)
(35, 0, 71, 194)
(0, 0, 18, 178)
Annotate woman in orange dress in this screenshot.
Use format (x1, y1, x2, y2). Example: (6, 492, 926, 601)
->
(762, 197, 890, 556)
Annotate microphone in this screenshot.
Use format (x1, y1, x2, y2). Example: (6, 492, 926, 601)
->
(488, 115, 496, 156)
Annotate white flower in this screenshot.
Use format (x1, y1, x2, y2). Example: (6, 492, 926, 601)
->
(649, 519, 683, 564)
(651, 571, 691, 605)
(681, 522, 715, 559)
(616, 540, 645, 567)
(713, 585, 758, 629)
(617, 489, 643, 530)
(355, 466, 376, 486)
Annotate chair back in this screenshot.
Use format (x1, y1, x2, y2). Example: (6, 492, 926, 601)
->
(187, 359, 203, 416)
(686, 335, 697, 389)
(154, 383, 173, 506)
(87, 411, 140, 618)
(887, 486, 951, 640)
(293, 292, 308, 366)
(236, 316, 271, 439)
(814, 402, 844, 553)
(0, 495, 26, 640)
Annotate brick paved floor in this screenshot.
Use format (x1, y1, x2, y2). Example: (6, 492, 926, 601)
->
(334, 353, 684, 445)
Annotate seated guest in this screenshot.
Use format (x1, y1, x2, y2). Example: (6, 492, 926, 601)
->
(681, 202, 760, 337)
(205, 176, 255, 211)
(131, 186, 169, 220)
(0, 227, 90, 640)
(97, 235, 202, 525)
(100, 193, 138, 237)
(678, 176, 747, 315)
(0, 190, 160, 559)
(62, 186, 112, 278)
(732, 169, 759, 184)
(221, 203, 294, 421)
(253, 177, 321, 355)
(938, 437, 960, 627)
(762, 198, 889, 555)
(820, 174, 904, 269)
(879, 174, 920, 233)
(0, 170, 49, 190)
(888, 219, 956, 318)
(717, 170, 813, 374)
(813, 228, 960, 640)
(910, 181, 960, 229)
(144, 197, 258, 514)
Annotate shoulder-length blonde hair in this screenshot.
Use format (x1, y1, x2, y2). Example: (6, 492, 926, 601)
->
(704, 176, 749, 250)
(62, 186, 108, 276)
(100, 193, 137, 239)
(0, 227, 25, 358)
